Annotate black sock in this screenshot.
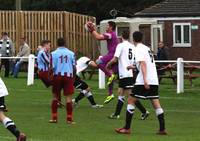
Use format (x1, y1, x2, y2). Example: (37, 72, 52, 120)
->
(87, 95, 96, 105)
(124, 104, 135, 129)
(0, 97, 6, 111)
(135, 100, 146, 114)
(7, 125, 20, 138)
(85, 91, 96, 105)
(157, 113, 165, 131)
(114, 96, 125, 116)
(75, 92, 85, 103)
(3, 117, 20, 138)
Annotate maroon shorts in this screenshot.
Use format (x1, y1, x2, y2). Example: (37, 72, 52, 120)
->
(52, 75, 74, 96)
(38, 71, 52, 88)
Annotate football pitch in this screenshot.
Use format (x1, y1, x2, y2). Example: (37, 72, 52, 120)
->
(0, 75, 200, 141)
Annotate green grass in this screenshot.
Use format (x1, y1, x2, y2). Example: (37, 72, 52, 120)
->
(0, 73, 200, 141)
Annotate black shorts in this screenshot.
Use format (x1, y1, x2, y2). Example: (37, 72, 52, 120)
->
(131, 85, 159, 99)
(119, 77, 134, 89)
(0, 96, 6, 111)
(74, 75, 88, 90)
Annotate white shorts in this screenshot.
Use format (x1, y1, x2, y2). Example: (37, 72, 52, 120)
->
(0, 78, 9, 98)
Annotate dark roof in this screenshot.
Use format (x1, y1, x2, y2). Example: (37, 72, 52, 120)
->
(135, 0, 200, 17)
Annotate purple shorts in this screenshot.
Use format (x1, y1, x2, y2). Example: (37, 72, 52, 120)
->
(99, 54, 118, 73)
(100, 54, 113, 64)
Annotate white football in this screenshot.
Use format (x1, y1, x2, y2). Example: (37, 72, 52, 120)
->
(84, 23, 89, 32)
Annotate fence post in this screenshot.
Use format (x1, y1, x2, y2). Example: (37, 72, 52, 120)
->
(27, 54, 35, 86)
(99, 69, 105, 89)
(177, 58, 184, 94)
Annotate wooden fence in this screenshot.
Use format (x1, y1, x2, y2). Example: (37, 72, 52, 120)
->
(0, 11, 98, 58)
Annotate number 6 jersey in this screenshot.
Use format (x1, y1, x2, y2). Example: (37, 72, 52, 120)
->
(134, 43, 159, 85)
(114, 40, 136, 79)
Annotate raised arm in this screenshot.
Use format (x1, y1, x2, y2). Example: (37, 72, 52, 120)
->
(86, 22, 107, 40)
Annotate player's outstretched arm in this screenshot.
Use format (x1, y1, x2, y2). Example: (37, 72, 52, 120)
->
(91, 31, 105, 40)
(85, 21, 105, 40)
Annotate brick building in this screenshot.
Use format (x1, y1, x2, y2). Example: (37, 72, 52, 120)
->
(100, 0, 200, 60)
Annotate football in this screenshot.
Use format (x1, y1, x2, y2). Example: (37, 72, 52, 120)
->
(84, 22, 95, 32)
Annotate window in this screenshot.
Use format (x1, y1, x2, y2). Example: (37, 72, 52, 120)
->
(116, 26, 129, 37)
(173, 23, 191, 47)
(116, 26, 130, 43)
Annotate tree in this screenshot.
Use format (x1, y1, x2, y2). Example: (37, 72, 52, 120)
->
(0, 0, 164, 23)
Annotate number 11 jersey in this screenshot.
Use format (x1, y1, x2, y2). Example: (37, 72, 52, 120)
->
(51, 47, 75, 77)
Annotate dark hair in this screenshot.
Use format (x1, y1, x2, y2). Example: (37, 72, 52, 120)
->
(57, 38, 65, 47)
(132, 31, 143, 42)
(41, 40, 51, 46)
(122, 30, 130, 40)
(2, 32, 8, 36)
(108, 21, 116, 31)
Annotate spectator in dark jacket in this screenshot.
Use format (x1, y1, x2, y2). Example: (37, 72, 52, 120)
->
(156, 42, 169, 75)
(157, 42, 169, 60)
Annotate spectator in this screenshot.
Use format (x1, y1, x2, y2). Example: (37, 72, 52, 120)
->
(156, 41, 169, 75)
(11, 37, 30, 78)
(157, 41, 169, 60)
(0, 32, 14, 77)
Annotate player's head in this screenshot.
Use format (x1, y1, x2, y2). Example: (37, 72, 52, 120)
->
(37, 45, 43, 51)
(132, 31, 143, 43)
(158, 41, 164, 48)
(121, 30, 130, 40)
(57, 38, 66, 47)
(41, 40, 51, 51)
(2, 32, 8, 40)
(106, 21, 116, 32)
(20, 37, 26, 45)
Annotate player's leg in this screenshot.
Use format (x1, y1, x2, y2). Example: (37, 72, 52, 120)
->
(115, 95, 137, 134)
(73, 75, 87, 106)
(50, 93, 59, 123)
(109, 88, 125, 119)
(64, 77, 75, 124)
(109, 77, 134, 118)
(49, 76, 60, 123)
(0, 97, 26, 141)
(38, 71, 52, 88)
(95, 56, 112, 77)
(73, 76, 102, 108)
(107, 64, 118, 85)
(83, 88, 103, 108)
(104, 82, 115, 104)
(135, 100, 150, 120)
(89, 56, 115, 104)
(65, 94, 75, 124)
(57, 93, 63, 108)
(151, 98, 167, 135)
